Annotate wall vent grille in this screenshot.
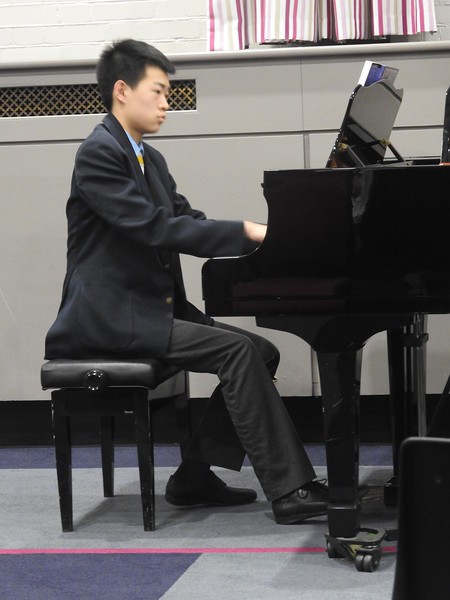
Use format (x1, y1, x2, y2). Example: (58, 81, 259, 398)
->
(0, 79, 196, 117)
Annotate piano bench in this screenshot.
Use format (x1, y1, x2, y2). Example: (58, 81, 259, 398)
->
(41, 358, 190, 532)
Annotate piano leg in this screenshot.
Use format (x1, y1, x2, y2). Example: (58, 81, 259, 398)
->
(317, 349, 362, 538)
(318, 345, 401, 572)
(257, 313, 415, 571)
(385, 314, 428, 506)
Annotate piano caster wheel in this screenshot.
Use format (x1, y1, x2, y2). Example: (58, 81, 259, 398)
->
(355, 549, 381, 572)
(325, 528, 389, 572)
(326, 539, 341, 559)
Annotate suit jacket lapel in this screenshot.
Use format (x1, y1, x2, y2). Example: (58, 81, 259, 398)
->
(101, 115, 178, 277)
(143, 152, 174, 214)
(102, 114, 152, 198)
(102, 114, 174, 214)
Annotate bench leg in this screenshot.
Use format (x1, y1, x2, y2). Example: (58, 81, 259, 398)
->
(100, 416, 115, 497)
(133, 390, 155, 531)
(51, 396, 74, 532)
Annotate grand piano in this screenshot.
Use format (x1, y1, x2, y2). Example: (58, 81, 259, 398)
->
(202, 71, 450, 569)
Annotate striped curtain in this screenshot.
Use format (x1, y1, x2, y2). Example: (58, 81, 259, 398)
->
(251, 0, 318, 43)
(371, 0, 437, 37)
(208, 0, 249, 50)
(208, 0, 437, 49)
(317, 0, 372, 41)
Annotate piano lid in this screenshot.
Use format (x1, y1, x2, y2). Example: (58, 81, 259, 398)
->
(326, 77, 404, 168)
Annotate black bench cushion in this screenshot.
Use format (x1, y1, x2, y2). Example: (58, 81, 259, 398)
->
(41, 358, 180, 390)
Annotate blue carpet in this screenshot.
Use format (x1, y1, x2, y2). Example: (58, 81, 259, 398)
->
(0, 444, 393, 469)
(0, 445, 182, 469)
(0, 553, 200, 600)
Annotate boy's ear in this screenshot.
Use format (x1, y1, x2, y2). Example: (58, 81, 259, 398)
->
(113, 80, 128, 106)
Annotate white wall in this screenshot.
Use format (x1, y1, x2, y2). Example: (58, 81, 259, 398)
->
(0, 0, 208, 63)
(0, 0, 450, 65)
(434, 0, 450, 39)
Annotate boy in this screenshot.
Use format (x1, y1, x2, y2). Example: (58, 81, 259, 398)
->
(45, 39, 327, 524)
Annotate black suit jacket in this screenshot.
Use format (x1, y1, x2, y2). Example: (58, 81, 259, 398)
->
(45, 114, 247, 359)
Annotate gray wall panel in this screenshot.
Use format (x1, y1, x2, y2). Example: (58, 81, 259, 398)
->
(0, 143, 76, 400)
(392, 54, 450, 127)
(301, 59, 361, 131)
(302, 53, 450, 131)
(0, 115, 102, 144)
(159, 61, 303, 137)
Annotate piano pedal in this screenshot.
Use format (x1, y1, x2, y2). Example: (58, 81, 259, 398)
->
(384, 475, 399, 507)
(325, 527, 396, 572)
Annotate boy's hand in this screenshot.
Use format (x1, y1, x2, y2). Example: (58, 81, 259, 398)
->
(243, 220, 267, 243)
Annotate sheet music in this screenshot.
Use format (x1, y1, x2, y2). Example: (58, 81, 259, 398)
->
(358, 60, 399, 87)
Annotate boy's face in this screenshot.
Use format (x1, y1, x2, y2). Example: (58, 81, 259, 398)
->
(113, 65, 170, 140)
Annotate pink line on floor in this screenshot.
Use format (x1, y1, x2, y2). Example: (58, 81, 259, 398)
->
(0, 546, 396, 555)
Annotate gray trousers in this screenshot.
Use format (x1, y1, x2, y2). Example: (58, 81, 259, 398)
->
(160, 319, 316, 501)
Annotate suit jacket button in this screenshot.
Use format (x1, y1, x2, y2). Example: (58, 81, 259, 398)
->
(163, 263, 171, 271)
(165, 296, 174, 305)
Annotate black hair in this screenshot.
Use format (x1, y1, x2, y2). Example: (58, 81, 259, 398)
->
(96, 39, 176, 111)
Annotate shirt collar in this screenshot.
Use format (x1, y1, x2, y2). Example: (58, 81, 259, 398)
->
(125, 131, 144, 157)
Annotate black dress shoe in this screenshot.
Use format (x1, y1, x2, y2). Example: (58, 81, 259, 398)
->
(272, 480, 328, 524)
(165, 471, 257, 507)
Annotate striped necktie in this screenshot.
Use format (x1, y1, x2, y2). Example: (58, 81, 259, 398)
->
(137, 150, 145, 173)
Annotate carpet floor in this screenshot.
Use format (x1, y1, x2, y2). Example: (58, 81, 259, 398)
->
(0, 445, 397, 599)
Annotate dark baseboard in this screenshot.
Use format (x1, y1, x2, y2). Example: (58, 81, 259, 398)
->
(0, 394, 446, 446)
